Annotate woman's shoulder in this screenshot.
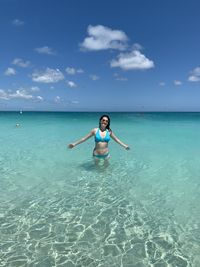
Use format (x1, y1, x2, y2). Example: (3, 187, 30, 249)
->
(108, 128, 112, 134)
(91, 128, 98, 134)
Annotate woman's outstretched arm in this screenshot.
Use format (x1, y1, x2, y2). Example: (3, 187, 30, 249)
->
(68, 129, 95, 148)
(110, 132, 130, 150)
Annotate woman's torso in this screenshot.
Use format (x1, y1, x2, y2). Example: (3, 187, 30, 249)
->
(93, 128, 110, 155)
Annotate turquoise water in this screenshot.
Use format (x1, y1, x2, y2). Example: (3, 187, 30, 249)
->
(0, 112, 200, 267)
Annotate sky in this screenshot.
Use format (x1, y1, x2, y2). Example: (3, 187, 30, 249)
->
(0, 0, 200, 111)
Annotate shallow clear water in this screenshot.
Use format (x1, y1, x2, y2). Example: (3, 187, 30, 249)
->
(0, 112, 200, 267)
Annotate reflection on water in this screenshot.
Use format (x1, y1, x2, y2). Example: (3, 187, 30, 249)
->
(0, 161, 199, 267)
(1, 112, 200, 266)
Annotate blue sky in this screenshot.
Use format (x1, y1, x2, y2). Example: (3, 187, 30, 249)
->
(0, 0, 200, 111)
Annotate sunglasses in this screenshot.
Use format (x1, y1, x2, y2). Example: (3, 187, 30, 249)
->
(102, 119, 108, 122)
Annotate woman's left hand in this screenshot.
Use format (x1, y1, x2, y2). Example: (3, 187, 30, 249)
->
(68, 143, 75, 149)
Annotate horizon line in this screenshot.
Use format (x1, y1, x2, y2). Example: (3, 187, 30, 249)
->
(1, 110, 200, 113)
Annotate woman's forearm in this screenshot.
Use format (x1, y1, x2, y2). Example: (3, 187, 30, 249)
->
(116, 139, 128, 148)
(111, 133, 130, 149)
(69, 130, 94, 148)
(73, 137, 87, 146)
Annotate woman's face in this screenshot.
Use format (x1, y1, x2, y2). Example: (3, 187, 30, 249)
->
(100, 117, 109, 128)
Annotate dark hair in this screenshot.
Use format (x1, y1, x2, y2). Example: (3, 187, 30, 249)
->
(99, 114, 112, 132)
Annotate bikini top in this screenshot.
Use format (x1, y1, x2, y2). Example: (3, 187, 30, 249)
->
(95, 128, 110, 143)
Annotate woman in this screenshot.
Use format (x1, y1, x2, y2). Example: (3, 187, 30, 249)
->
(68, 115, 130, 164)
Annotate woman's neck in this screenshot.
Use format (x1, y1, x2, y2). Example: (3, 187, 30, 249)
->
(100, 126, 106, 131)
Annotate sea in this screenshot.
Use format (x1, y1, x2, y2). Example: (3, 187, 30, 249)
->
(0, 112, 200, 267)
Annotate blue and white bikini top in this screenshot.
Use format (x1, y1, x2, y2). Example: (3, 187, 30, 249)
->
(95, 128, 110, 143)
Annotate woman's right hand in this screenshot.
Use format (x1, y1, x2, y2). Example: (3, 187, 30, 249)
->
(68, 143, 75, 149)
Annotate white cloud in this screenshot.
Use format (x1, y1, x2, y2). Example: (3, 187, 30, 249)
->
(71, 100, 79, 104)
(188, 76, 200, 82)
(32, 68, 65, 83)
(174, 80, 182, 86)
(67, 81, 77, 88)
(110, 50, 154, 70)
(132, 43, 143, 50)
(116, 77, 128, 81)
(65, 67, 84, 75)
(159, 82, 166, 86)
(188, 67, 200, 82)
(35, 46, 56, 55)
(12, 58, 30, 68)
(90, 75, 99, 81)
(36, 96, 43, 101)
(30, 86, 40, 92)
(66, 67, 76, 75)
(54, 96, 61, 103)
(0, 89, 9, 100)
(80, 25, 128, 51)
(12, 19, 24, 26)
(9, 89, 33, 99)
(0, 88, 43, 101)
(4, 67, 16, 76)
(77, 69, 84, 73)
